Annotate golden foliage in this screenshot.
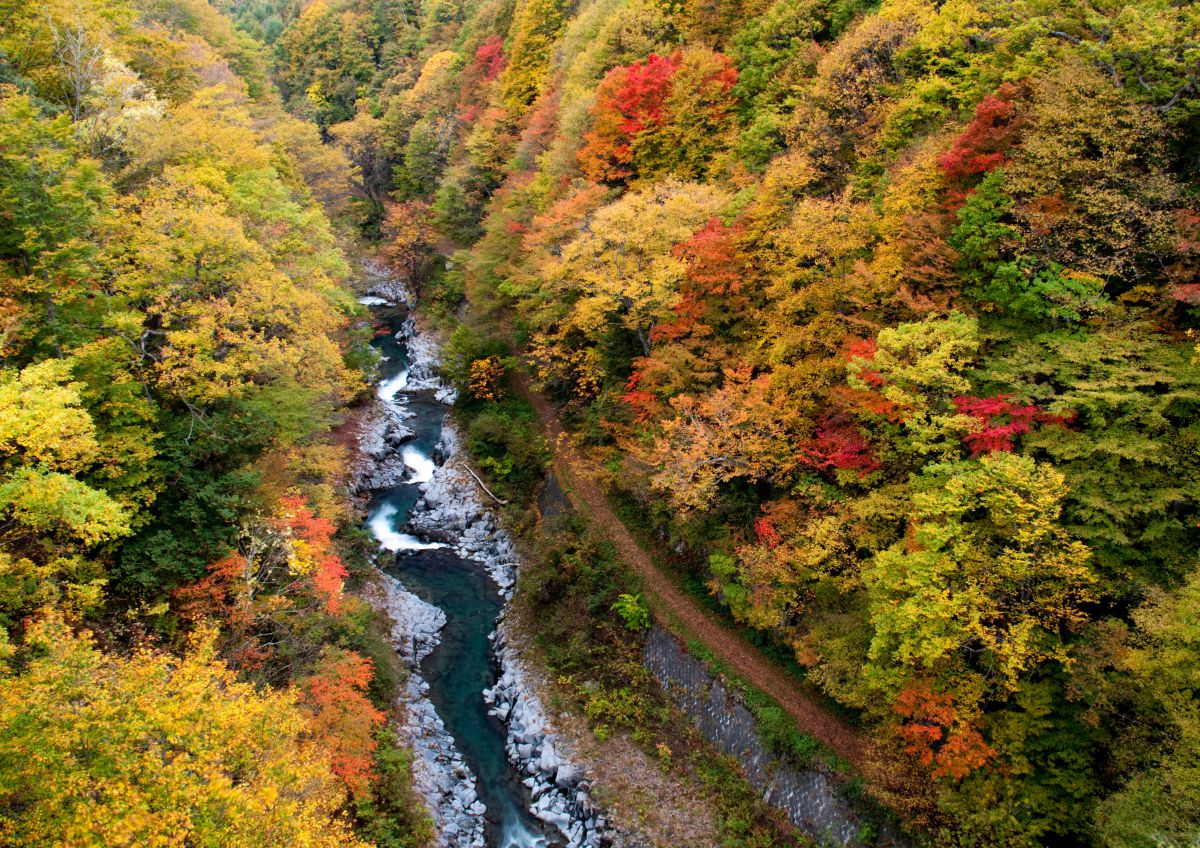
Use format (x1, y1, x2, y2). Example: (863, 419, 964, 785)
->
(0, 617, 369, 848)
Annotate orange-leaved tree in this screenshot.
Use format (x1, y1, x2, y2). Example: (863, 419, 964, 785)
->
(301, 648, 387, 801)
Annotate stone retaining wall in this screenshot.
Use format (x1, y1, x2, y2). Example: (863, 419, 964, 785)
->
(644, 627, 875, 847)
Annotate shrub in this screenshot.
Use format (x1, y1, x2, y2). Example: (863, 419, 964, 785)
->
(611, 592, 652, 630)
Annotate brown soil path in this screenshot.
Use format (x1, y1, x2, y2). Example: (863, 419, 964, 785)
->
(513, 373, 867, 770)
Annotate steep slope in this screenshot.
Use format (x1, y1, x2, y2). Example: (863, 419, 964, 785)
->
(516, 369, 868, 768)
(264, 0, 1200, 845)
(0, 1, 431, 845)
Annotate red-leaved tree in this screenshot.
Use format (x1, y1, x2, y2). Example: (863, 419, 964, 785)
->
(796, 415, 880, 474)
(940, 82, 1026, 204)
(578, 53, 679, 183)
(953, 394, 1070, 456)
(301, 649, 386, 799)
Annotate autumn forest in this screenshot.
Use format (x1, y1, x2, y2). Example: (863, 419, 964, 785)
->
(1, 0, 1198, 846)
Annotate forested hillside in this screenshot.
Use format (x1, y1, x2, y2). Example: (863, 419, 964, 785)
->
(260, 0, 1200, 845)
(3, 0, 1200, 845)
(0, 1, 431, 845)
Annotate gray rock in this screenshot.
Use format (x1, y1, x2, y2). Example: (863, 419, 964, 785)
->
(556, 763, 584, 789)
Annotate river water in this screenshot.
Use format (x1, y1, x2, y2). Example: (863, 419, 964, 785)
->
(362, 300, 551, 848)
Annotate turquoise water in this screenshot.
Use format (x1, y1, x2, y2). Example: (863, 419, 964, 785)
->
(363, 304, 551, 848)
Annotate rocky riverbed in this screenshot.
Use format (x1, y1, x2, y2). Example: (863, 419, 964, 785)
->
(363, 574, 489, 848)
(352, 263, 612, 848)
(410, 427, 611, 848)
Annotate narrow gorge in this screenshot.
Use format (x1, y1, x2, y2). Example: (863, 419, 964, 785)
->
(352, 265, 609, 848)
(5, 1, 1196, 846)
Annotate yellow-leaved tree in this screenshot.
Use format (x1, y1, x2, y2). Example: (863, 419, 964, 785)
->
(864, 452, 1095, 698)
(548, 179, 732, 357)
(0, 359, 129, 549)
(649, 364, 802, 512)
(0, 616, 369, 848)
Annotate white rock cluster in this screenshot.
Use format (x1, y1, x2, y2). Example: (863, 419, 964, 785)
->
(364, 574, 487, 848)
(362, 259, 414, 306)
(400, 316, 458, 404)
(373, 570, 445, 665)
(486, 621, 609, 848)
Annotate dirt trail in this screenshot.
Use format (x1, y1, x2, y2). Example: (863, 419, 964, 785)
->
(513, 374, 867, 770)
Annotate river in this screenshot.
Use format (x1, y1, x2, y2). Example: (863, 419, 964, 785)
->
(361, 297, 552, 848)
